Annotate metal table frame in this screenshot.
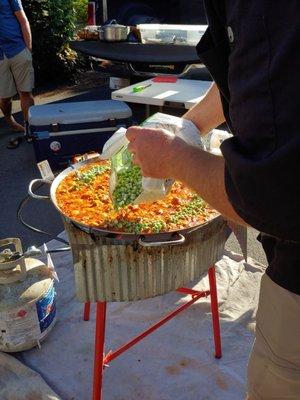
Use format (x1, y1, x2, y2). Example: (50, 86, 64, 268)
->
(83, 265, 222, 400)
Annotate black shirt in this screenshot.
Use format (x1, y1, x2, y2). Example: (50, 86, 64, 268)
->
(196, 0, 300, 294)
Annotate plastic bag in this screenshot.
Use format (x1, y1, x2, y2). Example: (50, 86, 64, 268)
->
(101, 113, 203, 208)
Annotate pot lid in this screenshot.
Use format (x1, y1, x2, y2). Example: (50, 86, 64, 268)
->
(102, 19, 127, 29)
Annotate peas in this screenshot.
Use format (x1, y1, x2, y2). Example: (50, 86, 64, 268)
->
(112, 163, 142, 209)
(75, 165, 110, 186)
(106, 217, 167, 234)
(169, 197, 205, 224)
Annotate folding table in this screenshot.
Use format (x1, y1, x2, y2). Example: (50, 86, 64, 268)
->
(111, 78, 212, 116)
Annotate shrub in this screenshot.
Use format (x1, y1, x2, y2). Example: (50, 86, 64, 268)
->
(22, 0, 79, 86)
(74, 0, 88, 25)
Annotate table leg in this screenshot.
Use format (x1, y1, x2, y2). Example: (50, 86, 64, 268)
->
(145, 104, 150, 118)
(208, 266, 222, 359)
(84, 302, 91, 321)
(93, 302, 107, 400)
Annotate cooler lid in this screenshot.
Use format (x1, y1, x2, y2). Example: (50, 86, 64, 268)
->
(29, 100, 132, 126)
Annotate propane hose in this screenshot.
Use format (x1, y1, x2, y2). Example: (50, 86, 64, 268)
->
(17, 180, 70, 251)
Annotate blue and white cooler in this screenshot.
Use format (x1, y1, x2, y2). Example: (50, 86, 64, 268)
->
(29, 100, 132, 170)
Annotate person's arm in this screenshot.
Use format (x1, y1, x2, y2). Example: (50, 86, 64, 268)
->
(126, 83, 246, 225)
(15, 10, 32, 51)
(169, 140, 246, 225)
(183, 82, 226, 135)
(126, 127, 247, 226)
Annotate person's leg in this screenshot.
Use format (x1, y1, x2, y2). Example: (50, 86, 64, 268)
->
(0, 97, 24, 132)
(7, 48, 35, 148)
(19, 91, 34, 132)
(247, 274, 300, 399)
(0, 54, 23, 132)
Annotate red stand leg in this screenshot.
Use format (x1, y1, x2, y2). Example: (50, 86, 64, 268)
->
(84, 302, 91, 321)
(93, 302, 107, 400)
(208, 266, 222, 359)
(88, 269, 222, 398)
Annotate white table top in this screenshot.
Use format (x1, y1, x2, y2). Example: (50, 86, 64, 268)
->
(111, 78, 212, 109)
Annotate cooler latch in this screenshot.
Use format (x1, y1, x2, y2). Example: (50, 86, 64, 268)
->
(50, 123, 60, 132)
(108, 118, 117, 127)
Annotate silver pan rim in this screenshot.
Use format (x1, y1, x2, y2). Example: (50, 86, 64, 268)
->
(49, 157, 222, 239)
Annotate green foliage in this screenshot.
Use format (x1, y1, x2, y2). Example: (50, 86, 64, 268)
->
(73, 0, 88, 25)
(22, 0, 79, 85)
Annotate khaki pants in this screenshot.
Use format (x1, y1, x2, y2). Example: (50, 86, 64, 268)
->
(0, 48, 34, 98)
(247, 274, 300, 399)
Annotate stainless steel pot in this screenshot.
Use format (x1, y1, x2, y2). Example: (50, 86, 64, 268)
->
(98, 20, 129, 42)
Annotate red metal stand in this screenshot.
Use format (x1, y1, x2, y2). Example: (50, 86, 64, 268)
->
(84, 301, 91, 321)
(93, 302, 106, 400)
(83, 265, 222, 400)
(208, 266, 222, 358)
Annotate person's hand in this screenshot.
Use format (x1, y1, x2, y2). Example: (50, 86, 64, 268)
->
(126, 126, 188, 179)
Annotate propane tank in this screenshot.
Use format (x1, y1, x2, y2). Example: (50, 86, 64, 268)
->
(0, 238, 56, 352)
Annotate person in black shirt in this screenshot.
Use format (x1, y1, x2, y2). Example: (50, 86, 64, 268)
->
(126, 1, 300, 398)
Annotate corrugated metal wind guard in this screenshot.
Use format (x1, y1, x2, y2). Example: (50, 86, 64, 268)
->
(63, 217, 236, 302)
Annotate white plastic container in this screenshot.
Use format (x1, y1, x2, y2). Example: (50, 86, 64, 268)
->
(109, 77, 130, 90)
(137, 24, 207, 46)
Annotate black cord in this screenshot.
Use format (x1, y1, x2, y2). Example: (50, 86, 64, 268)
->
(17, 182, 70, 247)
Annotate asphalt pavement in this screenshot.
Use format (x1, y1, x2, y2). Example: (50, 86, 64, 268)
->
(0, 75, 266, 265)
